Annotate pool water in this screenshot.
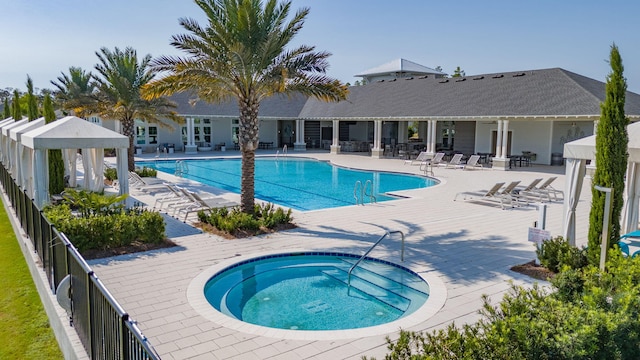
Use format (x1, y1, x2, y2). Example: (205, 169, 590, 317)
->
(204, 253, 430, 331)
(139, 157, 436, 211)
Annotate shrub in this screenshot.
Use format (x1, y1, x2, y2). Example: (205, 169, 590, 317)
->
(104, 167, 118, 181)
(198, 203, 293, 236)
(536, 236, 587, 273)
(43, 194, 166, 252)
(135, 167, 157, 177)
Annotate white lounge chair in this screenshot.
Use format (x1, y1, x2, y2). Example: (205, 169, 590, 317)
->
(454, 182, 509, 209)
(173, 190, 239, 221)
(522, 176, 563, 201)
(444, 153, 464, 169)
(463, 155, 483, 170)
(405, 151, 430, 165)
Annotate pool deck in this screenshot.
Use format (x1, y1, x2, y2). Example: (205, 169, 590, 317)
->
(89, 151, 592, 359)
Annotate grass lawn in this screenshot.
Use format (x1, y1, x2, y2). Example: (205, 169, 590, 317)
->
(0, 204, 63, 359)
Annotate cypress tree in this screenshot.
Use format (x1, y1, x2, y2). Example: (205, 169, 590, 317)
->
(26, 76, 38, 121)
(587, 44, 629, 265)
(2, 98, 9, 119)
(12, 89, 22, 120)
(43, 94, 65, 195)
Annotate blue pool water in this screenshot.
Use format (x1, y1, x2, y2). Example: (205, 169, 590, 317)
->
(204, 253, 430, 331)
(139, 157, 436, 211)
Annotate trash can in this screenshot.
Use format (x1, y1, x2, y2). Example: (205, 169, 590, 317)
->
(135, 146, 142, 155)
(168, 144, 175, 154)
(551, 152, 563, 166)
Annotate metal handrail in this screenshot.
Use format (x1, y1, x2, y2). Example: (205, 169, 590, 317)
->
(347, 230, 405, 291)
(353, 180, 362, 205)
(363, 180, 377, 204)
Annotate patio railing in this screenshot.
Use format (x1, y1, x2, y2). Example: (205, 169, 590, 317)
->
(0, 165, 160, 360)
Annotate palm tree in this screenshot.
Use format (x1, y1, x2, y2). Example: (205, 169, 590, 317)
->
(145, 0, 348, 214)
(51, 66, 96, 119)
(92, 47, 182, 171)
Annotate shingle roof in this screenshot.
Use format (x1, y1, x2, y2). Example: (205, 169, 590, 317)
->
(169, 92, 308, 118)
(300, 68, 640, 119)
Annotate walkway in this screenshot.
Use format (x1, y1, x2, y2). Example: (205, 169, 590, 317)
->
(91, 152, 591, 359)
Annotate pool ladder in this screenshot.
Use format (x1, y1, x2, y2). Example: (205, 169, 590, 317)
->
(353, 180, 377, 205)
(175, 160, 189, 177)
(276, 144, 288, 159)
(347, 230, 405, 294)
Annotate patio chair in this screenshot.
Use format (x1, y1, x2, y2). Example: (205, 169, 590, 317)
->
(404, 151, 429, 165)
(444, 153, 464, 169)
(513, 178, 543, 202)
(463, 155, 483, 170)
(524, 176, 563, 202)
(173, 190, 239, 221)
(454, 182, 510, 209)
(497, 181, 523, 207)
(129, 172, 167, 193)
(153, 185, 191, 210)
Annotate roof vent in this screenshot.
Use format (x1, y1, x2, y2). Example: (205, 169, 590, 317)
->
(389, 78, 396, 82)
(473, 76, 484, 80)
(492, 74, 504, 79)
(439, 79, 449, 83)
(418, 75, 429, 79)
(455, 78, 466, 82)
(377, 79, 385, 82)
(405, 77, 414, 80)
(512, 72, 526, 77)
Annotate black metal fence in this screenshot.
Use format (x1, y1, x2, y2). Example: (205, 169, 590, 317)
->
(0, 165, 160, 359)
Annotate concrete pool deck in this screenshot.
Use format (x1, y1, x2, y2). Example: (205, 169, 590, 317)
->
(89, 151, 592, 359)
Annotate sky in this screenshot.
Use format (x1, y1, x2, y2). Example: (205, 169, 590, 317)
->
(2, 0, 640, 92)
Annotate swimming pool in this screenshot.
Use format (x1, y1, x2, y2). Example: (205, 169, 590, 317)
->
(203, 252, 429, 331)
(139, 157, 436, 211)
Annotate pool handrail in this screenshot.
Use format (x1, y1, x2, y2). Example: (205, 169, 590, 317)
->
(347, 230, 405, 292)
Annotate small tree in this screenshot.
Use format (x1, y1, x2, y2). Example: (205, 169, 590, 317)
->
(587, 44, 629, 265)
(2, 98, 9, 119)
(43, 94, 65, 195)
(12, 89, 22, 120)
(26, 76, 38, 121)
(452, 66, 465, 77)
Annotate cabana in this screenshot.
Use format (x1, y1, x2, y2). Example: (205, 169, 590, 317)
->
(563, 121, 640, 245)
(1, 117, 28, 168)
(9, 118, 45, 194)
(20, 116, 130, 208)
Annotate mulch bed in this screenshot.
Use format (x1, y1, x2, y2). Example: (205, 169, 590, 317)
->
(510, 260, 557, 281)
(195, 222, 297, 239)
(81, 239, 177, 260)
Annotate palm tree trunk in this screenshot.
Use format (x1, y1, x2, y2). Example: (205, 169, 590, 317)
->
(121, 118, 136, 172)
(239, 95, 260, 214)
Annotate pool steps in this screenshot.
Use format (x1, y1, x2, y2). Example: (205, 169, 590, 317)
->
(321, 267, 411, 312)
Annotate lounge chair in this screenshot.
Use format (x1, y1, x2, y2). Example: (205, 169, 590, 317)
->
(405, 151, 429, 165)
(513, 178, 543, 202)
(173, 190, 239, 221)
(153, 184, 189, 210)
(463, 155, 483, 170)
(496, 181, 522, 207)
(523, 176, 563, 202)
(454, 182, 510, 209)
(444, 153, 464, 169)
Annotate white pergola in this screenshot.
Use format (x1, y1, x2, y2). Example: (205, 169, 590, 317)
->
(563, 121, 640, 245)
(8, 117, 45, 194)
(19, 116, 130, 208)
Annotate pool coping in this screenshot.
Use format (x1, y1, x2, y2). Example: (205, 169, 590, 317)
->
(186, 248, 447, 341)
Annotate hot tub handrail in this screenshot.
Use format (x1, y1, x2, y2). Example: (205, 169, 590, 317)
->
(347, 230, 405, 291)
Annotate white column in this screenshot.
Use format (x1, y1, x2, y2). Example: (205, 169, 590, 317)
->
(371, 120, 383, 158)
(33, 149, 49, 208)
(184, 117, 198, 154)
(294, 119, 306, 151)
(501, 120, 510, 158)
(432, 120, 438, 153)
(495, 120, 503, 158)
(330, 120, 340, 154)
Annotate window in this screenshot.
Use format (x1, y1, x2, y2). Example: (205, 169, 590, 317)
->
(149, 126, 158, 144)
(232, 118, 239, 144)
(87, 116, 102, 126)
(136, 126, 146, 145)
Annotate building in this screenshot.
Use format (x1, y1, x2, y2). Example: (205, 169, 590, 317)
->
(100, 60, 640, 168)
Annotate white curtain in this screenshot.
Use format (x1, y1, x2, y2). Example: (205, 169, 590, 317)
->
(622, 162, 640, 234)
(62, 149, 78, 187)
(33, 149, 48, 208)
(562, 158, 587, 246)
(9, 138, 18, 177)
(81, 148, 104, 192)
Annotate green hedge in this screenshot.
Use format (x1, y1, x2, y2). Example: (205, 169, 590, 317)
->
(197, 203, 292, 236)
